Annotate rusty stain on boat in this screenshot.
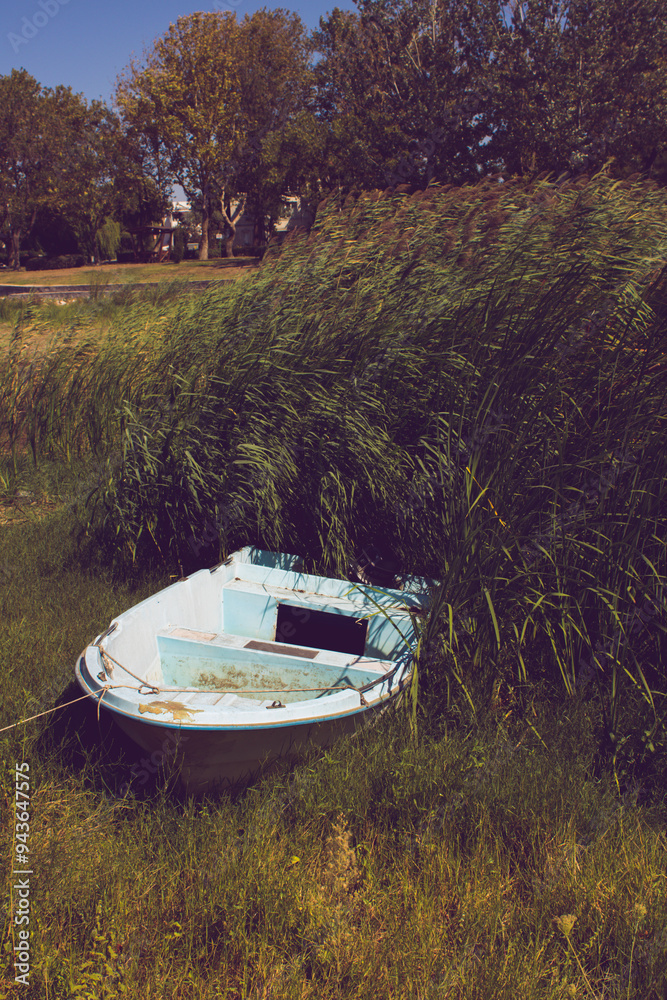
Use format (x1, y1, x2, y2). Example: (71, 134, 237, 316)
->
(139, 701, 199, 721)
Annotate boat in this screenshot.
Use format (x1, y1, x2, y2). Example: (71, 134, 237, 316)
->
(75, 546, 432, 794)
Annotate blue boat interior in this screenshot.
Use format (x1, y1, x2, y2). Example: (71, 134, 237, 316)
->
(157, 631, 389, 704)
(150, 550, 426, 705)
(219, 572, 414, 660)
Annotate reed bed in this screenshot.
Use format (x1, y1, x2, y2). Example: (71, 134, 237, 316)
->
(2, 170, 667, 783)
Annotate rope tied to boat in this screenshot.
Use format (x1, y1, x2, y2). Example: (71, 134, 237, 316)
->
(0, 656, 396, 735)
(96, 683, 111, 723)
(0, 693, 99, 735)
(3, 644, 403, 738)
(94, 644, 395, 707)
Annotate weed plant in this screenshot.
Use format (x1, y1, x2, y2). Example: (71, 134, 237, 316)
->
(27, 171, 665, 782)
(0, 496, 665, 998)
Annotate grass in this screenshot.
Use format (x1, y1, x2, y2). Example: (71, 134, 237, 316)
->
(0, 293, 179, 364)
(0, 263, 257, 364)
(20, 169, 662, 779)
(0, 503, 665, 998)
(0, 258, 260, 286)
(1, 171, 665, 769)
(1, 168, 667, 996)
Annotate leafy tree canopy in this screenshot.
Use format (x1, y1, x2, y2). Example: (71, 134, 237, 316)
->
(0, 70, 136, 267)
(116, 11, 241, 260)
(116, 9, 312, 259)
(312, 0, 667, 190)
(0, 70, 56, 267)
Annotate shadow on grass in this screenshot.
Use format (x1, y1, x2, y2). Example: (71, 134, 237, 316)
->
(207, 256, 262, 269)
(33, 681, 189, 804)
(32, 677, 311, 809)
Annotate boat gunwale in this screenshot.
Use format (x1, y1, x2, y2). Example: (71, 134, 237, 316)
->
(75, 651, 411, 730)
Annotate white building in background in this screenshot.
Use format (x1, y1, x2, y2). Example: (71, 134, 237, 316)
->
(168, 195, 313, 249)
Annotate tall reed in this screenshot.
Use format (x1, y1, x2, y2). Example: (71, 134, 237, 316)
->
(2, 170, 666, 776)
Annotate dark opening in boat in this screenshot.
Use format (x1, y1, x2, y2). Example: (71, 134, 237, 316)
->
(275, 604, 367, 656)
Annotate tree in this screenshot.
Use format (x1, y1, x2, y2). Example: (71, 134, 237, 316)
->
(311, 8, 400, 191)
(0, 72, 134, 267)
(49, 91, 124, 262)
(478, 0, 667, 177)
(28, 204, 79, 258)
(116, 9, 314, 259)
(312, 2, 503, 191)
(0, 71, 53, 268)
(116, 12, 242, 260)
(311, 0, 667, 187)
(215, 8, 314, 254)
(563, 0, 667, 176)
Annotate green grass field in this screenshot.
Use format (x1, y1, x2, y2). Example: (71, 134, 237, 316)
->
(0, 258, 260, 286)
(0, 504, 665, 998)
(1, 171, 666, 998)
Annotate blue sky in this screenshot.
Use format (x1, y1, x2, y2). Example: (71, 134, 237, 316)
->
(1, 0, 356, 104)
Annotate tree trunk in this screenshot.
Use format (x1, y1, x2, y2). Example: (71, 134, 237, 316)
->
(220, 190, 245, 258)
(253, 210, 266, 249)
(9, 206, 38, 269)
(198, 186, 210, 260)
(9, 229, 22, 270)
(222, 192, 235, 258)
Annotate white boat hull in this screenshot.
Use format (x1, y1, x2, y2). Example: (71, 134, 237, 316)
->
(75, 547, 431, 794)
(109, 702, 385, 794)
